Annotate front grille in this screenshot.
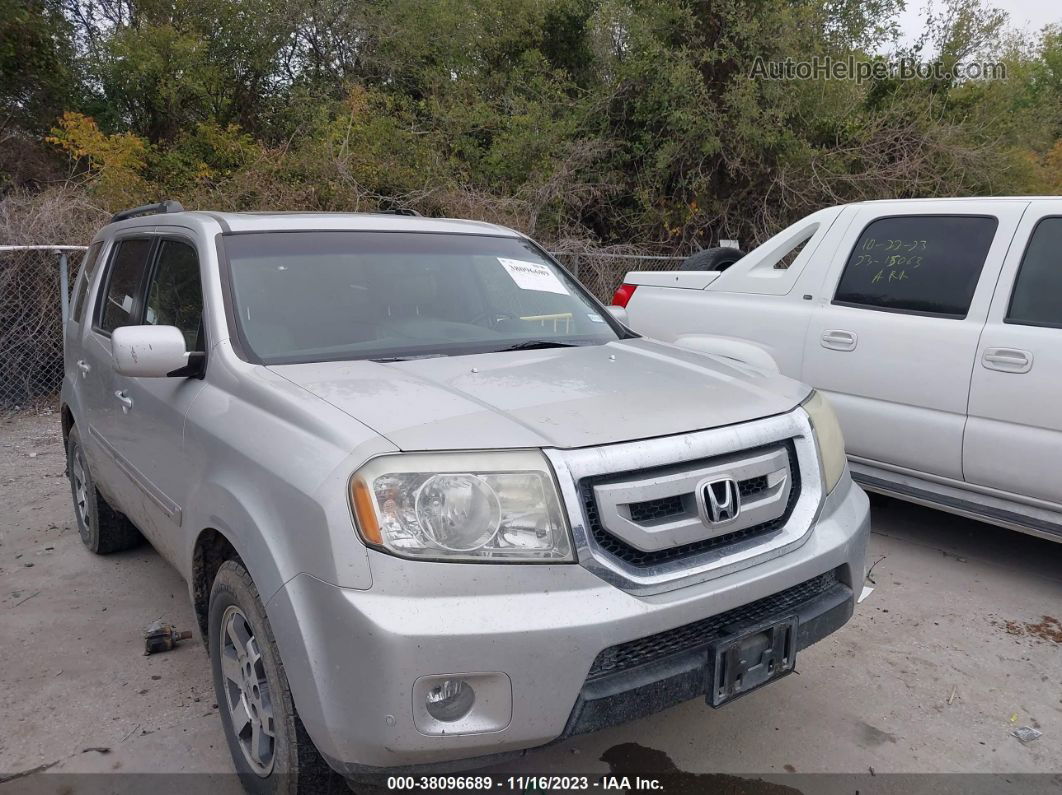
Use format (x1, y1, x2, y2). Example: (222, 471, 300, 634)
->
(628, 494, 684, 523)
(627, 474, 771, 525)
(581, 443, 800, 568)
(587, 569, 839, 680)
(739, 475, 769, 497)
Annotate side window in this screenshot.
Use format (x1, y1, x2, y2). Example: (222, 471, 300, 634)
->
(1007, 217, 1062, 329)
(144, 240, 204, 349)
(834, 215, 998, 317)
(97, 238, 153, 334)
(710, 211, 830, 297)
(71, 241, 103, 323)
(775, 234, 811, 270)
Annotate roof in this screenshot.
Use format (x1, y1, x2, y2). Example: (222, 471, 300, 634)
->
(106, 210, 522, 238)
(852, 196, 1061, 205)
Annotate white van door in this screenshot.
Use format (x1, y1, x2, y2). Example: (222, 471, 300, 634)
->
(800, 201, 1025, 480)
(964, 203, 1062, 510)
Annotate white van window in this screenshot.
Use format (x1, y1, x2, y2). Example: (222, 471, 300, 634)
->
(1007, 217, 1062, 329)
(834, 215, 997, 318)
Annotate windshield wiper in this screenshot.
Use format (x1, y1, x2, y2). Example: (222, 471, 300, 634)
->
(371, 353, 448, 363)
(494, 340, 585, 352)
(372, 341, 584, 361)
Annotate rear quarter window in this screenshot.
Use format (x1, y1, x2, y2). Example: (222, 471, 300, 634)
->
(834, 215, 998, 318)
(71, 241, 103, 323)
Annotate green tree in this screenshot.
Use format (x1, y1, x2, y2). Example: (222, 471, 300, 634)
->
(1, 0, 76, 134)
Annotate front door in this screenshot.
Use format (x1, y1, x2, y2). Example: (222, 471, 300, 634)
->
(108, 236, 208, 564)
(800, 202, 1024, 480)
(964, 204, 1062, 514)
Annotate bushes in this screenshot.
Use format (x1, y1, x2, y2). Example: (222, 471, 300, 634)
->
(0, 0, 1059, 254)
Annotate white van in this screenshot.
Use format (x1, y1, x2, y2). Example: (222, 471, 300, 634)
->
(617, 198, 1062, 542)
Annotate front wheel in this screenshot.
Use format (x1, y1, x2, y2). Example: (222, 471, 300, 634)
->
(208, 560, 339, 794)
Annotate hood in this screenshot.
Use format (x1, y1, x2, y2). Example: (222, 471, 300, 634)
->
(268, 338, 810, 451)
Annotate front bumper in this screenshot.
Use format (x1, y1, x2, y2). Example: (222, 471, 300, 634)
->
(560, 567, 851, 739)
(264, 471, 869, 772)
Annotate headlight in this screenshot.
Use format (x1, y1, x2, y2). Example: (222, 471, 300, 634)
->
(349, 450, 574, 562)
(802, 390, 846, 494)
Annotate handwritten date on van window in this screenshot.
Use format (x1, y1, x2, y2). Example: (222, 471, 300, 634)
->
(862, 238, 928, 252)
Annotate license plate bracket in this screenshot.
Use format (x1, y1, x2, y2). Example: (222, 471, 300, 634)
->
(707, 615, 798, 707)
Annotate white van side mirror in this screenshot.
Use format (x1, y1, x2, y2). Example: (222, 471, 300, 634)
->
(606, 306, 629, 325)
(112, 325, 196, 378)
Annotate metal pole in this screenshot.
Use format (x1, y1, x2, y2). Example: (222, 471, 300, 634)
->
(58, 251, 70, 326)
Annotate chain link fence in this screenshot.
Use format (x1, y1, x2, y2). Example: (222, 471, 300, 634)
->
(1, 247, 87, 411)
(0, 244, 684, 410)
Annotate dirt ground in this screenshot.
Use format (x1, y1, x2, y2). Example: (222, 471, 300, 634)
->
(1, 410, 1061, 792)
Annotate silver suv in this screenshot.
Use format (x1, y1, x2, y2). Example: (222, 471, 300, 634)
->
(61, 202, 869, 788)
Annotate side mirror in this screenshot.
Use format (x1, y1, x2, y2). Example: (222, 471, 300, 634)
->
(112, 325, 198, 378)
(606, 306, 629, 325)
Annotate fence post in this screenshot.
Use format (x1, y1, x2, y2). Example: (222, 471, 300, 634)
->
(57, 250, 70, 327)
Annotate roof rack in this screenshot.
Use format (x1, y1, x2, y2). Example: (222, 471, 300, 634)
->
(110, 200, 185, 224)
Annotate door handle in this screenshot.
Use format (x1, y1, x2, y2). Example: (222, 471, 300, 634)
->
(114, 390, 134, 413)
(76, 360, 91, 378)
(821, 329, 857, 351)
(982, 347, 1032, 374)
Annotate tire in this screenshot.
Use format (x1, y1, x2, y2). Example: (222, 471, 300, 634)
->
(679, 246, 747, 272)
(209, 560, 341, 795)
(66, 425, 142, 554)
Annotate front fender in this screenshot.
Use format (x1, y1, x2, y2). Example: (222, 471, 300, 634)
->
(181, 480, 291, 605)
(181, 457, 379, 609)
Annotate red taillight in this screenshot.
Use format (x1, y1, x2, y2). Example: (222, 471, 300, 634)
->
(611, 283, 638, 308)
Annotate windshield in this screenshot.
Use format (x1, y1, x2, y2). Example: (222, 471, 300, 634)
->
(222, 231, 624, 364)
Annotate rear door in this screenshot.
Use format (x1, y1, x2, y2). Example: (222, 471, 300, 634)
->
(80, 235, 157, 509)
(64, 239, 105, 414)
(964, 203, 1062, 509)
(801, 202, 1024, 480)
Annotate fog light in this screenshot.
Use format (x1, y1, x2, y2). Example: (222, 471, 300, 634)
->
(425, 679, 475, 722)
(412, 672, 510, 735)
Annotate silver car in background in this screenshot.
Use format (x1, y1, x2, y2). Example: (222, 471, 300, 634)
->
(61, 203, 869, 790)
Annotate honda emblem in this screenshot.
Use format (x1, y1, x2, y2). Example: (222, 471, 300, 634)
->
(702, 478, 740, 524)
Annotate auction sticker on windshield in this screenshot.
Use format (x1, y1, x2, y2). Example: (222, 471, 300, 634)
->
(498, 258, 569, 294)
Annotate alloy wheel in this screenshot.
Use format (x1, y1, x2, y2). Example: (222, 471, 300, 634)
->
(219, 605, 276, 776)
(71, 447, 91, 541)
